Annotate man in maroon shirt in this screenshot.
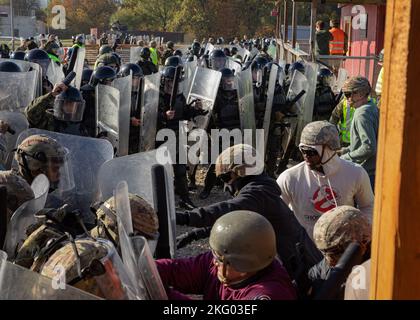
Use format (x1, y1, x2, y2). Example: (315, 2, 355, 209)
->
(156, 211, 297, 300)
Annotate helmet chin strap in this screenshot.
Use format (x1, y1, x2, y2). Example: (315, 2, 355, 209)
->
(319, 145, 337, 166)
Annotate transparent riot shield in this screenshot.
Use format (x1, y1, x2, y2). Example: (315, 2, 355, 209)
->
(286, 70, 309, 145)
(226, 57, 242, 75)
(97, 147, 176, 258)
(46, 61, 65, 87)
(0, 58, 42, 98)
(187, 67, 222, 130)
(0, 71, 38, 111)
(112, 75, 132, 156)
(130, 46, 143, 63)
(139, 72, 161, 152)
(14, 129, 114, 224)
(236, 67, 256, 147)
(0, 250, 100, 300)
(0, 111, 29, 169)
(263, 64, 279, 151)
(183, 59, 197, 98)
(114, 181, 148, 300)
(69, 47, 86, 89)
(96, 84, 121, 153)
(300, 63, 319, 138)
(205, 43, 214, 55)
(132, 236, 168, 300)
(333, 68, 348, 94)
(3, 174, 49, 259)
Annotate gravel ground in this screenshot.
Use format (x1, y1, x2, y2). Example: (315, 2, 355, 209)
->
(175, 165, 230, 258)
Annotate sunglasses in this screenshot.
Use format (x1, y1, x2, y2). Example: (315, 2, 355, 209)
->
(344, 91, 359, 98)
(300, 147, 319, 157)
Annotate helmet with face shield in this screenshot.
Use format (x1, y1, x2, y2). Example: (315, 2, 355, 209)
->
(53, 86, 86, 123)
(160, 66, 184, 95)
(209, 49, 227, 71)
(251, 55, 269, 86)
(90, 66, 117, 87)
(119, 63, 144, 93)
(15, 134, 74, 192)
(219, 68, 237, 92)
(25, 49, 51, 77)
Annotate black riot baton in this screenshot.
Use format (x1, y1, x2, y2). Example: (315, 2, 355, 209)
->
(0, 186, 7, 249)
(169, 65, 183, 111)
(314, 242, 364, 300)
(152, 164, 171, 259)
(66, 46, 79, 76)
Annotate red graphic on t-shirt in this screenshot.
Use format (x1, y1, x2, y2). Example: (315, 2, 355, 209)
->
(311, 185, 339, 214)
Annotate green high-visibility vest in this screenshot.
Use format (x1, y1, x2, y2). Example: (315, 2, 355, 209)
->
(339, 97, 377, 144)
(149, 47, 158, 66)
(48, 53, 61, 64)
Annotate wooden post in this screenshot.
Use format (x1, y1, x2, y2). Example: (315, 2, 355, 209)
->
(370, 0, 420, 299)
(283, 0, 289, 44)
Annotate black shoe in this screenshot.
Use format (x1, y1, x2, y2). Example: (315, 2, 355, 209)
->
(199, 189, 211, 200)
(179, 196, 197, 210)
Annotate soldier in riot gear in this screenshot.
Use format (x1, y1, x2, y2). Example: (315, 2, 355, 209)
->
(209, 49, 227, 71)
(189, 41, 202, 60)
(313, 68, 336, 121)
(161, 41, 175, 65)
(25, 83, 89, 136)
(25, 49, 53, 94)
(44, 41, 62, 66)
(98, 45, 113, 57)
(81, 69, 93, 87)
(252, 55, 270, 128)
(95, 53, 121, 73)
(119, 63, 144, 154)
(164, 56, 183, 68)
(157, 210, 297, 300)
(199, 68, 240, 199)
(10, 51, 26, 61)
(80, 66, 117, 137)
(137, 47, 158, 75)
(157, 66, 206, 209)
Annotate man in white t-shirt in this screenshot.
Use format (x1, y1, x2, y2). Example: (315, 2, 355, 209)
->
(277, 121, 374, 239)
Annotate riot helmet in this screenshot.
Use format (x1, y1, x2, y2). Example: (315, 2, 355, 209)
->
(119, 63, 144, 93)
(161, 66, 183, 95)
(90, 66, 117, 87)
(140, 47, 151, 61)
(10, 51, 26, 61)
(81, 69, 94, 87)
(164, 56, 184, 68)
(53, 86, 86, 123)
(191, 41, 201, 56)
(98, 45, 113, 57)
(317, 68, 334, 87)
(0, 61, 22, 73)
(209, 49, 227, 71)
(96, 53, 120, 73)
(25, 48, 51, 76)
(290, 61, 305, 75)
(220, 68, 236, 92)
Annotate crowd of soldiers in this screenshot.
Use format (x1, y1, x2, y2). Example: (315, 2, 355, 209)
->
(0, 32, 379, 300)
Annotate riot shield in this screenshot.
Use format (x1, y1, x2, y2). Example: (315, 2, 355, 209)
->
(263, 64, 279, 151)
(236, 67, 256, 147)
(14, 129, 114, 224)
(132, 236, 168, 300)
(46, 61, 65, 86)
(96, 84, 121, 153)
(0, 71, 38, 111)
(130, 46, 143, 63)
(70, 47, 86, 89)
(187, 67, 222, 130)
(113, 75, 132, 156)
(333, 68, 348, 94)
(300, 63, 319, 139)
(139, 72, 160, 152)
(205, 43, 214, 55)
(115, 181, 148, 300)
(226, 57, 242, 75)
(0, 250, 100, 300)
(0, 58, 42, 98)
(97, 147, 177, 258)
(286, 70, 309, 145)
(3, 174, 49, 259)
(0, 111, 29, 169)
(183, 59, 197, 98)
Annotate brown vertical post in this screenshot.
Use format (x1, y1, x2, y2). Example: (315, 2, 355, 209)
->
(370, 0, 420, 299)
(283, 0, 289, 44)
(309, 0, 318, 60)
(291, 0, 297, 50)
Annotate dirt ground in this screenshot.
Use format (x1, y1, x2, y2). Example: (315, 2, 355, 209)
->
(175, 165, 230, 258)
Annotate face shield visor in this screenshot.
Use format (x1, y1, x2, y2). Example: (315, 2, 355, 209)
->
(53, 98, 86, 122)
(42, 147, 74, 193)
(132, 75, 142, 93)
(163, 78, 184, 95)
(222, 76, 237, 91)
(211, 57, 227, 71)
(33, 59, 51, 78)
(252, 68, 263, 87)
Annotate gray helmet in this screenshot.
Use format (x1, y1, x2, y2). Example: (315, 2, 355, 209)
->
(313, 205, 371, 256)
(300, 121, 340, 150)
(209, 210, 276, 273)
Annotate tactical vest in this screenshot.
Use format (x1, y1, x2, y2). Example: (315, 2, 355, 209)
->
(159, 93, 186, 131)
(314, 86, 335, 116)
(218, 94, 240, 130)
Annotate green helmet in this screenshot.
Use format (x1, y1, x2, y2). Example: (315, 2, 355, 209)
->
(313, 205, 371, 255)
(98, 45, 113, 57)
(209, 211, 276, 273)
(95, 53, 120, 69)
(342, 76, 371, 96)
(300, 121, 341, 151)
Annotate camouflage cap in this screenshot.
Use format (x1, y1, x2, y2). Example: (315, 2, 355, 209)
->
(313, 205, 372, 253)
(342, 76, 371, 96)
(300, 121, 340, 150)
(96, 53, 119, 67)
(215, 144, 264, 177)
(0, 170, 34, 217)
